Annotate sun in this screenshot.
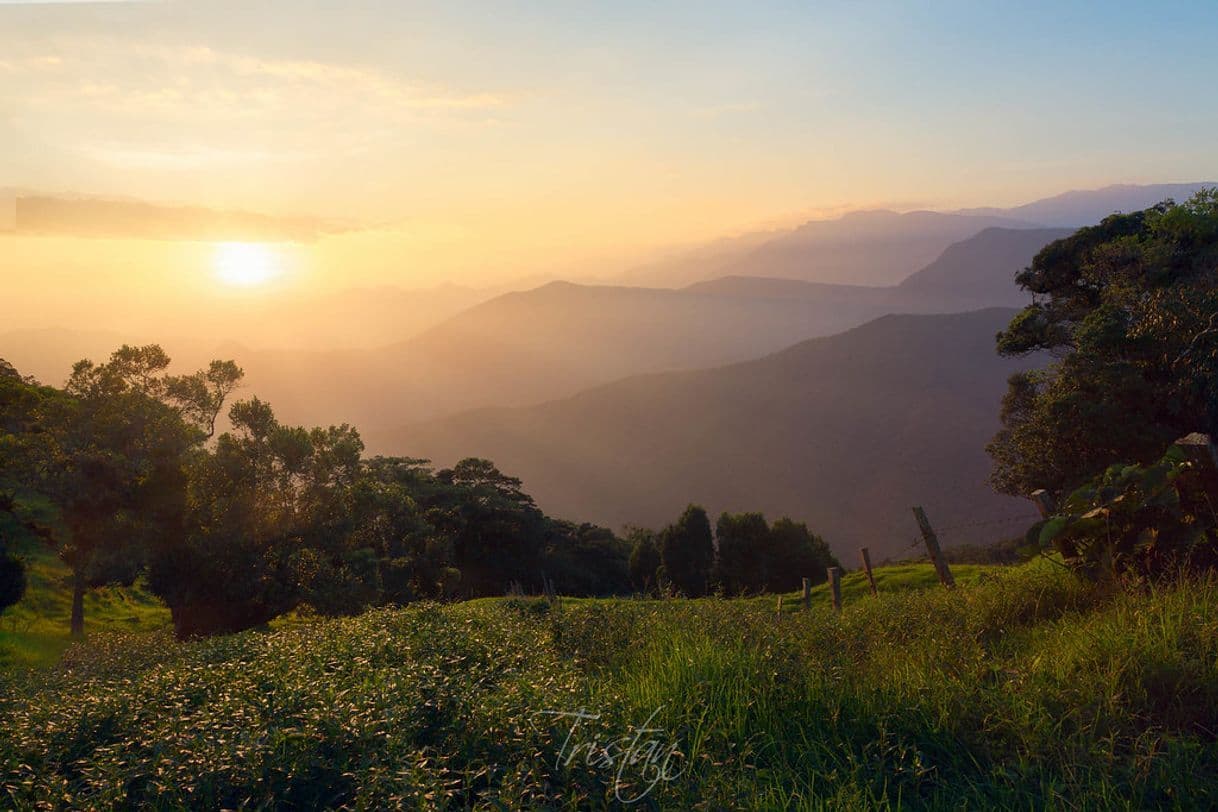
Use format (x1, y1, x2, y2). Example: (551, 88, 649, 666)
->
(212, 242, 283, 288)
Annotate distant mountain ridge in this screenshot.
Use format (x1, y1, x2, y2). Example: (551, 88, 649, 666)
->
(2, 226, 1065, 433)
(621, 182, 1212, 288)
(956, 182, 1215, 227)
(373, 308, 1041, 561)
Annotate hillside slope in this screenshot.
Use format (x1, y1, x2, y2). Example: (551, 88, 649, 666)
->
(5, 227, 1061, 435)
(623, 182, 1210, 288)
(234, 227, 1056, 431)
(958, 181, 1215, 227)
(623, 209, 1035, 287)
(376, 309, 1040, 559)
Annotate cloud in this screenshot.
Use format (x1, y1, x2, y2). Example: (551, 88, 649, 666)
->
(0, 36, 514, 170)
(13, 194, 356, 242)
(1, 39, 510, 115)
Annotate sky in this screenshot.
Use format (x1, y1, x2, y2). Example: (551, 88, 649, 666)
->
(2, 0, 1217, 317)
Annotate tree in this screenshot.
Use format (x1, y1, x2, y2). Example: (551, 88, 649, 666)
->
(341, 456, 453, 606)
(989, 190, 1218, 499)
(541, 521, 630, 597)
(27, 346, 239, 636)
(149, 398, 363, 637)
(659, 504, 714, 597)
(430, 458, 547, 596)
(0, 360, 47, 617)
(767, 517, 839, 593)
(714, 512, 772, 595)
(627, 528, 662, 595)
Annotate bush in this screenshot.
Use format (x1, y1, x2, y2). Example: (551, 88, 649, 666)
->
(1037, 439, 1218, 578)
(2, 565, 1217, 807)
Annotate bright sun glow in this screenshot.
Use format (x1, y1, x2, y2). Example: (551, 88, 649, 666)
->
(212, 242, 283, 287)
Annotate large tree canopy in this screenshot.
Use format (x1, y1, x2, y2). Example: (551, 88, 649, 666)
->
(989, 190, 1218, 498)
(0, 346, 242, 636)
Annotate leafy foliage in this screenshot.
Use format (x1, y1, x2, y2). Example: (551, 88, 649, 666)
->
(990, 189, 1218, 498)
(714, 511, 772, 594)
(659, 504, 714, 597)
(1, 347, 236, 636)
(716, 513, 841, 594)
(3, 563, 1217, 808)
(766, 516, 841, 592)
(626, 528, 662, 595)
(3, 347, 643, 638)
(1035, 440, 1218, 578)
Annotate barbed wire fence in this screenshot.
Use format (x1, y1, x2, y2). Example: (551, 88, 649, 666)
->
(897, 511, 1041, 555)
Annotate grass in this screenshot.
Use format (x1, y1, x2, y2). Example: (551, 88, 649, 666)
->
(1, 558, 1215, 809)
(0, 499, 169, 670)
(758, 562, 999, 613)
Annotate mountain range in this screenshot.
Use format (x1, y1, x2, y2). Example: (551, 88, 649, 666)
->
(373, 308, 1041, 560)
(126, 223, 1047, 434)
(5, 182, 1212, 556)
(619, 182, 1212, 288)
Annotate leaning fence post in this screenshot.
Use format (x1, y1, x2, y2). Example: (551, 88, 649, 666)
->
(859, 547, 878, 596)
(912, 506, 955, 588)
(802, 577, 811, 610)
(827, 566, 842, 612)
(1030, 489, 1055, 519)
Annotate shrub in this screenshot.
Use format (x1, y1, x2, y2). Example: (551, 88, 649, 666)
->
(1037, 440, 1218, 578)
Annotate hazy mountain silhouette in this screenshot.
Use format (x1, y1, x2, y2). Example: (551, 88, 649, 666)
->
(686, 227, 1070, 310)
(220, 284, 491, 351)
(2, 226, 1062, 434)
(895, 227, 1073, 306)
(621, 182, 1211, 288)
(374, 309, 1040, 561)
(623, 210, 1036, 288)
(957, 182, 1215, 227)
(231, 224, 1063, 429)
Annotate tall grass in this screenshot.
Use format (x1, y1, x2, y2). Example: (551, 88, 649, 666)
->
(2, 560, 1215, 809)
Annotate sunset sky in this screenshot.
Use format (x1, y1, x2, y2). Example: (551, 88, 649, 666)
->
(3, 0, 1218, 318)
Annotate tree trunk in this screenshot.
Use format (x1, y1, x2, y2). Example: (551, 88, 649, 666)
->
(70, 572, 86, 638)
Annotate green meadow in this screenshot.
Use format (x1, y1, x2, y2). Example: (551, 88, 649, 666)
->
(2, 556, 1216, 809)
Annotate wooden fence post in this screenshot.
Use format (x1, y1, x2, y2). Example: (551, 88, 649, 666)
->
(859, 547, 878, 596)
(1030, 489, 1055, 519)
(776, 594, 783, 619)
(827, 566, 842, 612)
(802, 577, 811, 610)
(912, 506, 955, 588)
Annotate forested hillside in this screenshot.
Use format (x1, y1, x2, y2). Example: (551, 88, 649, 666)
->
(381, 308, 1040, 559)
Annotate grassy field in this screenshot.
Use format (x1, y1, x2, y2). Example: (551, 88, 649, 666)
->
(1, 558, 1216, 809)
(0, 506, 169, 670)
(761, 562, 999, 613)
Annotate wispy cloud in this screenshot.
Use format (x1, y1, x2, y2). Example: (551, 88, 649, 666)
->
(13, 193, 356, 241)
(0, 36, 514, 170)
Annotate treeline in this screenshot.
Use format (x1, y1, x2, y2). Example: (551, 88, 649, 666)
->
(626, 506, 839, 597)
(0, 351, 837, 638)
